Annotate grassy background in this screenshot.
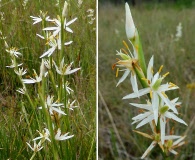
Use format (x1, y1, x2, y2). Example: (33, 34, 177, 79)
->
(98, 3, 195, 160)
(0, 0, 96, 159)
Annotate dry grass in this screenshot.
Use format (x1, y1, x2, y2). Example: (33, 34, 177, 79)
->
(98, 3, 195, 160)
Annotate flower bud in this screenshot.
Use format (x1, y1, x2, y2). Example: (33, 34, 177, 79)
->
(62, 1, 68, 19)
(125, 3, 136, 40)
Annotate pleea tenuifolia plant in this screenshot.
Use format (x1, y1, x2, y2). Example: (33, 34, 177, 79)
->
(2, 1, 86, 159)
(113, 3, 188, 159)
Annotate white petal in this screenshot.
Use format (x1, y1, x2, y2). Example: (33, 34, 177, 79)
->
(66, 18, 77, 26)
(158, 93, 178, 114)
(141, 141, 156, 159)
(130, 103, 152, 111)
(151, 72, 159, 86)
(123, 88, 150, 99)
(160, 116, 166, 144)
(66, 68, 80, 75)
(147, 56, 154, 81)
(165, 112, 187, 125)
(136, 114, 154, 128)
(131, 73, 139, 95)
(65, 27, 73, 33)
(64, 41, 73, 45)
(169, 149, 178, 155)
(116, 70, 130, 86)
(173, 136, 186, 146)
(152, 92, 159, 125)
(132, 112, 152, 121)
(43, 27, 59, 31)
(164, 135, 181, 140)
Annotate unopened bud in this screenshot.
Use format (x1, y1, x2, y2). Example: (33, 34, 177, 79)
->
(62, 1, 68, 19)
(125, 3, 136, 40)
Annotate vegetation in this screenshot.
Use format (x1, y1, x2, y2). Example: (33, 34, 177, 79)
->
(98, 3, 195, 160)
(0, 0, 96, 159)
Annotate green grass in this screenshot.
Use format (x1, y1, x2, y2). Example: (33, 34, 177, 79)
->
(98, 3, 195, 160)
(0, 0, 96, 159)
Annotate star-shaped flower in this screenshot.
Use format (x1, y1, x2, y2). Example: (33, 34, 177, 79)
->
(130, 98, 187, 144)
(114, 40, 139, 95)
(55, 128, 74, 141)
(123, 56, 179, 123)
(53, 58, 80, 76)
(43, 16, 77, 37)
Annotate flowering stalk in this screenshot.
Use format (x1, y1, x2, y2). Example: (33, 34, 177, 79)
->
(114, 2, 187, 159)
(5, 1, 79, 159)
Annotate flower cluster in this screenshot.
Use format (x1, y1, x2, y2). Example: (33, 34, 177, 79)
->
(5, 1, 80, 159)
(114, 3, 187, 159)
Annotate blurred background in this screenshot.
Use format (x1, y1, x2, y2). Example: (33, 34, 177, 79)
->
(98, 0, 195, 159)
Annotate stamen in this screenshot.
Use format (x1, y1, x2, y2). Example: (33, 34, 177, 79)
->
(123, 40, 130, 51)
(161, 92, 168, 98)
(163, 72, 169, 78)
(121, 48, 128, 55)
(116, 68, 119, 77)
(158, 65, 163, 73)
(169, 82, 177, 88)
(112, 63, 116, 70)
(150, 90, 153, 99)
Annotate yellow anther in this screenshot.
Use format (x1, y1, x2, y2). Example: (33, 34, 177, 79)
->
(158, 65, 163, 73)
(121, 48, 128, 55)
(161, 92, 168, 98)
(163, 72, 169, 78)
(116, 68, 119, 77)
(150, 90, 153, 99)
(123, 40, 130, 50)
(169, 82, 177, 88)
(112, 63, 116, 70)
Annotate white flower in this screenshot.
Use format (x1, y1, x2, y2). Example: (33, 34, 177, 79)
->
(6, 47, 22, 58)
(40, 36, 59, 58)
(30, 11, 53, 25)
(53, 58, 80, 75)
(130, 98, 187, 144)
(125, 2, 136, 39)
(39, 95, 66, 116)
(33, 128, 51, 142)
(14, 67, 27, 76)
(6, 59, 23, 68)
(55, 128, 74, 141)
(43, 16, 77, 37)
(16, 86, 26, 95)
(114, 40, 139, 95)
(39, 59, 48, 78)
(66, 100, 78, 111)
(123, 56, 179, 124)
(22, 69, 42, 84)
(26, 141, 43, 152)
(164, 135, 186, 155)
(65, 81, 74, 94)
